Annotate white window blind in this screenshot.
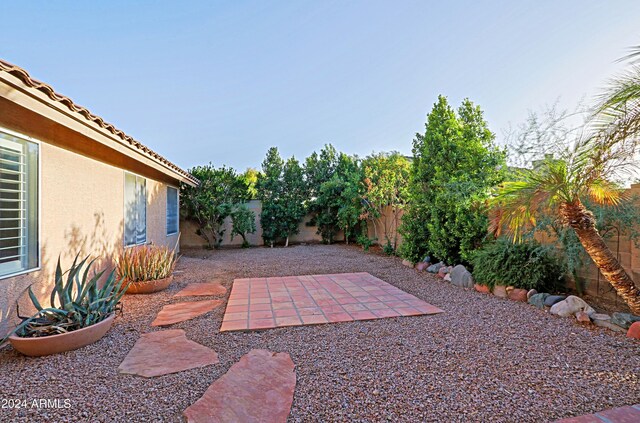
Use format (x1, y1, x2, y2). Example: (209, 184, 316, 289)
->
(124, 173, 146, 246)
(166, 186, 179, 235)
(0, 130, 38, 278)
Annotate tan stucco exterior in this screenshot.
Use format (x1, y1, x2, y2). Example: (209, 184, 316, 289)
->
(0, 63, 191, 335)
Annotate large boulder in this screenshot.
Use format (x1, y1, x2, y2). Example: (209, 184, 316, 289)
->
(610, 312, 640, 330)
(528, 293, 550, 309)
(549, 296, 595, 317)
(449, 265, 474, 288)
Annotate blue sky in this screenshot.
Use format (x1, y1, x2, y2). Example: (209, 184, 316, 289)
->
(2, 1, 639, 171)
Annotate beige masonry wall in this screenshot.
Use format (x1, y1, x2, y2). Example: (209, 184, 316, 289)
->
(1, 140, 180, 335)
(180, 200, 345, 248)
(535, 184, 640, 301)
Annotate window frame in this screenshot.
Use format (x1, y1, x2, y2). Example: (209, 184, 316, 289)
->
(123, 171, 147, 247)
(166, 185, 179, 236)
(0, 127, 41, 280)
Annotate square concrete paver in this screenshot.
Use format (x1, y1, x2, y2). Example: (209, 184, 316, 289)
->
(220, 272, 443, 332)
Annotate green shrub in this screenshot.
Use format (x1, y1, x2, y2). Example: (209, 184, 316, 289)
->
(357, 234, 375, 251)
(117, 244, 178, 282)
(181, 164, 250, 249)
(470, 238, 565, 292)
(382, 240, 396, 256)
(230, 205, 256, 248)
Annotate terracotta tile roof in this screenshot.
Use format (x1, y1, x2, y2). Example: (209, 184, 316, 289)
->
(0, 59, 198, 185)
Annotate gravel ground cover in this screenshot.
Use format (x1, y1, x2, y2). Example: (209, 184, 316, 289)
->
(1, 244, 639, 422)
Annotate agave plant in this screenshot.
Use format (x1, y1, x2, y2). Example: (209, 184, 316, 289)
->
(2, 255, 130, 340)
(116, 243, 178, 283)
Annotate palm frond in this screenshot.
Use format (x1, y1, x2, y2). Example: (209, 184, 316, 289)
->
(585, 62, 640, 182)
(616, 45, 640, 64)
(585, 178, 624, 206)
(490, 178, 548, 241)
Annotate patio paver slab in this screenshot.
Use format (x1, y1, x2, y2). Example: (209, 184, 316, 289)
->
(220, 272, 443, 332)
(174, 283, 227, 297)
(118, 329, 219, 378)
(555, 404, 640, 423)
(152, 299, 223, 326)
(183, 349, 295, 423)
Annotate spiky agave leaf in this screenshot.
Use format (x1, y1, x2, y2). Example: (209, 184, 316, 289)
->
(4, 254, 129, 340)
(28, 287, 43, 312)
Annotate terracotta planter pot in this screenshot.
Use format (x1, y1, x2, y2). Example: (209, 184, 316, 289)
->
(9, 314, 115, 357)
(125, 275, 174, 294)
(474, 284, 491, 294)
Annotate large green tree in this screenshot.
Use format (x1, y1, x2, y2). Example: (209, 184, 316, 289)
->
(280, 157, 307, 246)
(257, 147, 285, 247)
(400, 96, 505, 264)
(362, 152, 411, 253)
(306, 146, 365, 244)
(304, 144, 339, 243)
(257, 148, 308, 247)
(181, 164, 250, 249)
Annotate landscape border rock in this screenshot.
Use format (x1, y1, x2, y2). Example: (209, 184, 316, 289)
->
(449, 265, 474, 288)
(611, 312, 640, 330)
(528, 293, 550, 309)
(628, 322, 640, 339)
(549, 296, 595, 318)
(544, 295, 566, 307)
(492, 285, 507, 298)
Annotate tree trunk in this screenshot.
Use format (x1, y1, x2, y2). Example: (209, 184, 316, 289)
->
(560, 201, 640, 314)
(285, 236, 289, 247)
(392, 205, 400, 251)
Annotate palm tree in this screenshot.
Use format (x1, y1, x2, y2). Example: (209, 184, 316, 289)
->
(490, 47, 640, 314)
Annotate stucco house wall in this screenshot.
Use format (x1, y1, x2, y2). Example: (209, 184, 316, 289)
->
(0, 60, 195, 335)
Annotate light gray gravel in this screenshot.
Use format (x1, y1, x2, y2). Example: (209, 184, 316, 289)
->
(1, 244, 639, 422)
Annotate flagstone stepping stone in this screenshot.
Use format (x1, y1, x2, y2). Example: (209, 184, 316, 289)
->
(152, 300, 223, 326)
(175, 283, 227, 297)
(118, 329, 219, 378)
(183, 349, 296, 423)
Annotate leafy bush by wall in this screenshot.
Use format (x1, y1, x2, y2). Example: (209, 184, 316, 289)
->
(181, 164, 250, 249)
(470, 237, 565, 292)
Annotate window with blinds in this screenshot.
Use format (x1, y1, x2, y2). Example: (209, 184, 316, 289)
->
(0, 130, 38, 278)
(124, 173, 146, 246)
(166, 186, 179, 236)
